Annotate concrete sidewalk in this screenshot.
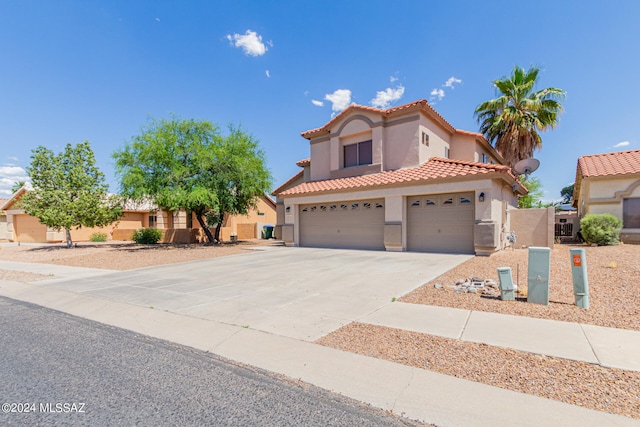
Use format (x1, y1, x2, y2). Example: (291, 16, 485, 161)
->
(361, 302, 640, 372)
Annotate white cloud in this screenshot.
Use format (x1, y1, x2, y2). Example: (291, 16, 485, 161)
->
(324, 89, 352, 112)
(444, 76, 462, 89)
(226, 30, 269, 57)
(311, 99, 324, 107)
(390, 76, 399, 83)
(265, 70, 271, 78)
(8, 156, 18, 162)
(430, 88, 445, 101)
(370, 85, 405, 109)
(614, 141, 630, 148)
(0, 165, 29, 197)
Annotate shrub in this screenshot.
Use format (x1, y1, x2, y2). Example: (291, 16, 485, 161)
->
(131, 228, 163, 244)
(579, 214, 622, 246)
(89, 232, 107, 242)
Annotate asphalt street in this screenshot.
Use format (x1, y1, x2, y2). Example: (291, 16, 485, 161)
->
(0, 297, 425, 427)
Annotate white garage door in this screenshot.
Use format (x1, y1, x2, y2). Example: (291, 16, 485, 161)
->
(407, 193, 475, 253)
(299, 199, 385, 250)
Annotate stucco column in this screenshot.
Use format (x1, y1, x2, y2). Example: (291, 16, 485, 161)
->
(281, 202, 296, 246)
(384, 195, 403, 251)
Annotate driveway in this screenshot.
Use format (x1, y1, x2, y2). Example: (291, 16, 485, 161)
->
(41, 247, 471, 341)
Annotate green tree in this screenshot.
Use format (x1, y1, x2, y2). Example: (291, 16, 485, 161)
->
(113, 117, 272, 244)
(475, 66, 566, 169)
(21, 141, 123, 248)
(11, 181, 25, 193)
(518, 176, 544, 208)
(560, 183, 574, 204)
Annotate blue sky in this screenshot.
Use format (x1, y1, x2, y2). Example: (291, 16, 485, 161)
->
(1, 1, 639, 202)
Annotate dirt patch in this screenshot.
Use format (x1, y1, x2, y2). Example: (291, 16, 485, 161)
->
(0, 239, 279, 271)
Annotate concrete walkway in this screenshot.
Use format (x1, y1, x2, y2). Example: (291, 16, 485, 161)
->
(1, 250, 639, 426)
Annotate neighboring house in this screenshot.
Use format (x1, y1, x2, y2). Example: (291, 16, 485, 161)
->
(573, 149, 640, 243)
(1, 187, 157, 243)
(273, 99, 528, 255)
(175, 193, 277, 242)
(0, 188, 277, 243)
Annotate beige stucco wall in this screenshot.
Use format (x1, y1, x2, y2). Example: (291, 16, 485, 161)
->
(509, 207, 555, 248)
(310, 139, 331, 181)
(0, 213, 7, 241)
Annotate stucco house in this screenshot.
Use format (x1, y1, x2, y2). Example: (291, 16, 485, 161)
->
(573, 149, 640, 243)
(273, 99, 528, 255)
(0, 188, 276, 243)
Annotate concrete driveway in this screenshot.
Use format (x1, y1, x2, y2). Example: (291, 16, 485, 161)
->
(43, 246, 471, 341)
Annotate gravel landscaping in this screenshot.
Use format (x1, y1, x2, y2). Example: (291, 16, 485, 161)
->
(0, 240, 276, 271)
(402, 244, 640, 332)
(317, 323, 640, 420)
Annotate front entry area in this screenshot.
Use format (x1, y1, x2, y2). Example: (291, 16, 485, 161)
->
(299, 198, 385, 250)
(406, 192, 475, 253)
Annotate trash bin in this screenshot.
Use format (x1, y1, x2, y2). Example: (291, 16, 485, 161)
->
(497, 267, 515, 301)
(263, 225, 274, 239)
(527, 247, 550, 305)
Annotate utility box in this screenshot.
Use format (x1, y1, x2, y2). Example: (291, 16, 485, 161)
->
(497, 267, 515, 301)
(570, 248, 590, 309)
(527, 247, 550, 305)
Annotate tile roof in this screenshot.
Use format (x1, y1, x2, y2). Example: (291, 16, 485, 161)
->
(301, 99, 456, 139)
(295, 158, 311, 167)
(271, 170, 304, 196)
(277, 157, 524, 197)
(577, 149, 640, 178)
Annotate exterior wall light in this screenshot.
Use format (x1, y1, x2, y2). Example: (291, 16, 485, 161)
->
(479, 192, 485, 202)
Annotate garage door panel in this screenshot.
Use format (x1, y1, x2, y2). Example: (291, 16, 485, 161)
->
(407, 193, 474, 254)
(300, 199, 385, 250)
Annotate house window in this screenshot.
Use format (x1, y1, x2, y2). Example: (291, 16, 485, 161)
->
(422, 132, 430, 146)
(257, 211, 265, 216)
(186, 211, 193, 228)
(623, 198, 640, 228)
(148, 214, 157, 228)
(443, 198, 454, 205)
(329, 204, 337, 211)
(444, 147, 450, 158)
(425, 199, 436, 206)
(344, 140, 372, 168)
(481, 153, 488, 163)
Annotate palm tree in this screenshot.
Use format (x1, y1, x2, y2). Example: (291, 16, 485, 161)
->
(474, 66, 566, 169)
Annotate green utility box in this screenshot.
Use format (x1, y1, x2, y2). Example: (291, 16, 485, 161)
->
(497, 267, 515, 301)
(263, 225, 274, 239)
(527, 247, 550, 305)
(570, 248, 590, 309)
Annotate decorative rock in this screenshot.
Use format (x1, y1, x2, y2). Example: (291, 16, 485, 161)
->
(467, 287, 478, 294)
(471, 277, 483, 283)
(434, 283, 443, 289)
(454, 279, 466, 286)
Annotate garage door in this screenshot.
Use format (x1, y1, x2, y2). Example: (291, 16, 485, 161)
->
(299, 199, 385, 250)
(14, 215, 48, 243)
(407, 193, 475, 253)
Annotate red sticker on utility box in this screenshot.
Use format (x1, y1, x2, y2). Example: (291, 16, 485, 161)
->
(573, 254, 582, 267)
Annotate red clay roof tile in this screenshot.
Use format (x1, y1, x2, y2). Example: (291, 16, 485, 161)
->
(301, 99, 456, 139)
(578, 149, 640, 178)
(277, 157, 523, 197)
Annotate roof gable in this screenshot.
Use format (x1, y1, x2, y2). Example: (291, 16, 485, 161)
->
(301, 99, 456, 140)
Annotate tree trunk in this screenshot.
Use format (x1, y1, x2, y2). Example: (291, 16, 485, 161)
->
(65, 228, 73, 248)
(195, 214, 216, 243)
(214, 213, 225, 243)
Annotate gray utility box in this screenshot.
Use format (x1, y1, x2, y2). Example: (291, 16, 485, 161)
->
(497, 267, 515, 301)
(527, 247, 550, 305)
(570, 248, 590, 309)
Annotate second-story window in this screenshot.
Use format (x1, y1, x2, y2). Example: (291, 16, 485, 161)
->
(344, 140, 372, 168)
(481, 153, 488, 163)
